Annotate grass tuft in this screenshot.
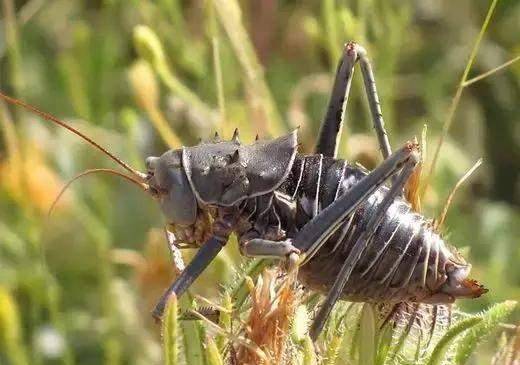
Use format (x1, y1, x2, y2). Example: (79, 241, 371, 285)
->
(453, 301, 518, 364)
(0, 0, 518, 364)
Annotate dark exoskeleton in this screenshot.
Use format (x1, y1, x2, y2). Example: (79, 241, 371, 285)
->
(0, 42, 487, 342)
(144, 42, 486, 339)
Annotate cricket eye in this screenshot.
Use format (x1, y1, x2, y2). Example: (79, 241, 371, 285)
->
(145, 156, 159, 174)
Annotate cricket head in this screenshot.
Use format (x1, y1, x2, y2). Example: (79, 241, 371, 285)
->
(145, 149, 197, 226)
(144, 149, 215, 247)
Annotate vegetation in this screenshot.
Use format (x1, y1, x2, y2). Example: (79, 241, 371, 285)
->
(0, 0, 519, 364)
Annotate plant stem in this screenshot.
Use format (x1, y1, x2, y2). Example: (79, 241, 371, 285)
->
(423, 0, 499, 197)
(462, 55, 520, 87)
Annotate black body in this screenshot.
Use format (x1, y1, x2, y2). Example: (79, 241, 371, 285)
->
(239, 154, 452, 304)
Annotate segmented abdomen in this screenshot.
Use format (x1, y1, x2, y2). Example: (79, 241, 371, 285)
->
(279, 154, 461, 303)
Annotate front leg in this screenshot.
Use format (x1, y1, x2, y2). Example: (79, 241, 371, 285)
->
(152, 213, 237, 320)
(152, 234, 228, 320)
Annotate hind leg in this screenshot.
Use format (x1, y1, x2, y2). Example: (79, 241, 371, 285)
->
(238, 143, 418, 266)
(315, 43, 357, 157)
(231, 143, 420, 340)
(315, 42, 392, 160)
(309, 149, 419, 340)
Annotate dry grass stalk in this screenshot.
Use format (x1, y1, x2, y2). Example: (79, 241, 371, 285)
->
(405, 129, 428, 213)
(491, 324, 520, 364)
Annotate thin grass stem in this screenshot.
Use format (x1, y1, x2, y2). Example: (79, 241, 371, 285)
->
(423, 0, 499, 197)
(462, 55, 520, 87)
(208, 0, 226, 132)
(213, 0, 284, 136)
(2, 0, 24, 95)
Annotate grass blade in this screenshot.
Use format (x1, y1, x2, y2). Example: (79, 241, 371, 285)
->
(322, 0, 340, 66)
(302, 335, 317, 365)
(128, 60, 182, 148)
(462, 55, 520, 87)
(2, 0, 25, 95)
(213, 0, 284, 136)
(207, 0, 226, 132)
(205, 336, 224, 365)
(0, 286, 29, 365)
(180, 296, 207, 365)
(133, 25, 216, 126)
(358, 303, 377, 365)
(162, 293, 179, 365)
(216, 292, 232, 351)
(231, 258, 271, 310)
(426, 316, 482, 365)
(423, 0, 499, 196)
(453, 300, 517, 364)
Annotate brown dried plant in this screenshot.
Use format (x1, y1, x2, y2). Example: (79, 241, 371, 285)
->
(236, 268, 299, 365)
(491, 324, 520, 365)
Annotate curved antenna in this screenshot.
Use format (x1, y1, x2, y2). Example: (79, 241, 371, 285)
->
(0, 91, 146, 179)
(48, 168, 149, 216)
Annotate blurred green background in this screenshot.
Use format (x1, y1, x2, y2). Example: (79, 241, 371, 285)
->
(0, 0, 519, 364)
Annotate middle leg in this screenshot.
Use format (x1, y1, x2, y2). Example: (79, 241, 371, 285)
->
(237, 142, 419, 267)
(241, 142, 419, 340)
(236, 143, 419, 341)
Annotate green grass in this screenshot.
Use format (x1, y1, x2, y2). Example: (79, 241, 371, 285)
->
(1, 0, 520, 364)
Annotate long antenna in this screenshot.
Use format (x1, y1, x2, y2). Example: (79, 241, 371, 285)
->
(48, 168, 148, 216)
(0, 91, 145, 179)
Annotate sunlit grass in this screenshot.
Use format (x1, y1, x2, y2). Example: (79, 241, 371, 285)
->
(1, 0, 519, 364)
